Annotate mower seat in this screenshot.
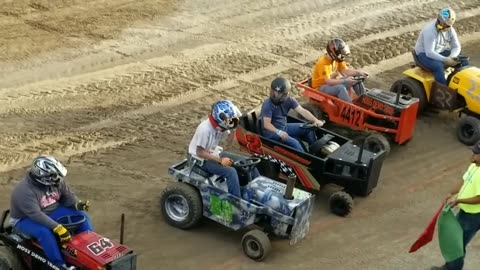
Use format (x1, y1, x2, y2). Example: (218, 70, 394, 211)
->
(412, 50, 432, 72)
(12, 227, 32, 240)
(245, 113, 259, 133)
(256, 119, 263, 135)
(186, 156, 226, 185)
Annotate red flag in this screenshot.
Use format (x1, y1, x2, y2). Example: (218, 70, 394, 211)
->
(409, 199, 447, 253)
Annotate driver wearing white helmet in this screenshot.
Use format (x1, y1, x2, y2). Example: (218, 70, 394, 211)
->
(9, 155, 92, 270)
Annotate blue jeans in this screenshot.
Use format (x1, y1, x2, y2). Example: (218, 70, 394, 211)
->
(319, 82, 365, 103)
(201, 151, 260, 197)
(320, 84, 351, 103)
(444, 210, 480, 270)
(14, 206, 93, 266)
(416, 50, 451, 85)
(263, 123, 317, 153)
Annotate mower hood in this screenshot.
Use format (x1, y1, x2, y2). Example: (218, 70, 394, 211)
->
(63, 231, 136, 269)
(289, 192, 315, 245)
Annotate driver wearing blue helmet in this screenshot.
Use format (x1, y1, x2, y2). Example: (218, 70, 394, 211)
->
(188, 100, 260, 197)
(415, 8, 468, 88)
(9, 155, 93, 270)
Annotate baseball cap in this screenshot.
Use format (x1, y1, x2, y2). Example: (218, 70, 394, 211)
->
(472, 140, 480, 154)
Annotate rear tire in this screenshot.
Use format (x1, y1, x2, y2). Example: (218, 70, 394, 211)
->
(390, 77, 427, 114)
(241, 229, 271, 261)
(456, 116, 480, 146)
(301, 103, 325, 120)
(364, 133, 391, 156)
(329, 191, 354, 217)
(0, 245, 25, 270)
(160, 182, 203, 230)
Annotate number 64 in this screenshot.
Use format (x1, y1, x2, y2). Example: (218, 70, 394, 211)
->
(87, 238, 114, 256)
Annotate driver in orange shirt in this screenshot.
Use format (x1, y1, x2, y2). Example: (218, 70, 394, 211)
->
(311, 38, 369, 103)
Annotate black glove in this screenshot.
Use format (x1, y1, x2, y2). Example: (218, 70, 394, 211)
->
(53, 224, 71, 242)
(75, 200, 90, 211)
(444, 57, 460, 67)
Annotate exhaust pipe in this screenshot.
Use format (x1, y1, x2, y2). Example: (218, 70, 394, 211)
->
(395, 83, 401, 105)
(355, 138, 366, 164)
(284, 174, 297, 200)
(120, 213, 125, 245)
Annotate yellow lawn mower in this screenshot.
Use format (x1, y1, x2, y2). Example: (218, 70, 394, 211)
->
(390, 50, 480, 145)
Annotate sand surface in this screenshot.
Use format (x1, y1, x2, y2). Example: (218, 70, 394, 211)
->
(1, 0, 480, 269)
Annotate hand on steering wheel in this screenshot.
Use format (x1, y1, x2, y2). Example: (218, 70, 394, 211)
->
(313, 119, 325, 128)
(233, 157, 261, 173)
(220, 157, 233, 167)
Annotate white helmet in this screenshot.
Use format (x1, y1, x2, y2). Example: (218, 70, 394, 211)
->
(30, 155, 67, 186)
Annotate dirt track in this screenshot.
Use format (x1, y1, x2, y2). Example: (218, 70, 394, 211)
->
(1, 0, 480, 269)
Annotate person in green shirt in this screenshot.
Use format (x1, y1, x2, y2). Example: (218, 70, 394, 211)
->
(431, 141, 480, 270)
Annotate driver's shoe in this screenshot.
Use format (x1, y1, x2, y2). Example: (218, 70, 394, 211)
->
(62, 264, 77, 270)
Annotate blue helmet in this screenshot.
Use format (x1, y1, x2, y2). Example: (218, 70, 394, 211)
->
(211, 100, 241, 130)
(437, 8, 456, 28)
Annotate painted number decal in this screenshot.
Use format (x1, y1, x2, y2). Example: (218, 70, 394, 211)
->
(340, 106, 361, 127)
(87, 238, 114, 256)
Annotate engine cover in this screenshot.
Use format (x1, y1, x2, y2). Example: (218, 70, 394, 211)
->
(241, 176, 313, 216)
(355, 88, 417, 117)
(63, 231, 135, 269)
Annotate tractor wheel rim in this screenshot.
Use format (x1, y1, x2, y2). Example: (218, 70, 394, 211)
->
(333, 199, 347, 213)
(367, 141, 383, 153)
(462, 124, 475, 139)
(245, 238, 261, 257)
(165, 194, 189, 222)
(400, 84, 413, 97)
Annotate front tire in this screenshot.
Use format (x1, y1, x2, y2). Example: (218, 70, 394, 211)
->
(160, 182, 203, 230)
(329, 191, 354, 217)
(241, 229, 272, 261)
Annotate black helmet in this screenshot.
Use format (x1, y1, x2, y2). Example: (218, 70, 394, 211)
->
(270, 77, 291, 105)
(326, 38, 351, 62)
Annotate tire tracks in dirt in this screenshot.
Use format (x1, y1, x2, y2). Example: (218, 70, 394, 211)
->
(1, 1, 480, 174)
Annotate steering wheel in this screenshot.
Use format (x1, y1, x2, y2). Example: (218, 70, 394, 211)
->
(300, 123, 316, 129)
(456, 55, 470, 62)
(233, 157, 261, 173)
(352, 75, 368, 82)
(56, 215, 86, 232)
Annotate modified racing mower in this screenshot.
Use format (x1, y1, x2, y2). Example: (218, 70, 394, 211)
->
(391, 51, 480, 145)
(161, 153, 315, 261)
(235, 109, 387, 217)
(0, 210, 137, 270)
(296, 75, 420, 155)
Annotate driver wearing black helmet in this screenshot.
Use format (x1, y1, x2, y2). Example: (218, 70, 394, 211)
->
(260, 76, 325, 153)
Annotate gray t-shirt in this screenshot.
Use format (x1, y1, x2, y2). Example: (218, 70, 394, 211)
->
(188, 118, 230, 161)
(415, 20, 460, 61)
(9, 172, 78, 229)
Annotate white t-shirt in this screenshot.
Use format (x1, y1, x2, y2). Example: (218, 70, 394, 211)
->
(188, 119, 230, 161)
